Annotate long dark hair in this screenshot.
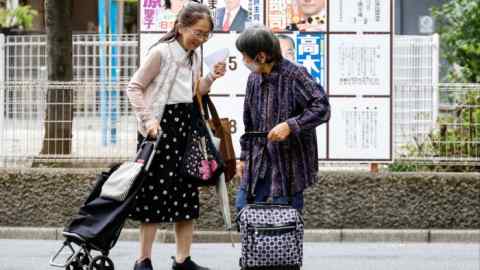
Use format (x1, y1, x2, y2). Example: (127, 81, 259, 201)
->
(151, 1, 213, 47)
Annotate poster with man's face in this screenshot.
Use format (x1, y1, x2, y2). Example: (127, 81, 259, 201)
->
(267, 0, 327, 32)
(207, 0, 264, 33)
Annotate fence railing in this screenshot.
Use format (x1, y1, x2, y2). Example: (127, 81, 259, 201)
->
(4, 34, 138, 82)
(392, 34, 439, 151)
(393, 34, 439, 85)
(0, 81, 137, 167)
(1, 34, 139, 167)
(395, 84, 480, 164)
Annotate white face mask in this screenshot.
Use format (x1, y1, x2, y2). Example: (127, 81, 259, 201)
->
(243, 61, 258, 72)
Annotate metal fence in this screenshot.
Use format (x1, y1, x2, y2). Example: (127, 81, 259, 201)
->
(1, 33, 478, 167)
(393, 35, 439, 154)
(0, 81, 137, 167)
(4, 34, 138, 82)
(1, 34, 139, 167)
(393, 34, 440, 85)
(396, 84, 480, 164)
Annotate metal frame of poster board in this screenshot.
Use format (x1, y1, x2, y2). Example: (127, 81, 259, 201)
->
(137, 0, 393, 162)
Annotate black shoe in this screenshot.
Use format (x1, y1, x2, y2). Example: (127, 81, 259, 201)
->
(133, 258, 153, 270)
(171, 256, 210, 270)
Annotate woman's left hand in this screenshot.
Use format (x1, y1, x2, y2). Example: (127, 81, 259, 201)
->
(211, 62, 226, 79)
(267, 122, 291, 142)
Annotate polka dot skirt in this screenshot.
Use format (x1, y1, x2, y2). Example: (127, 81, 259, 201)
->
(129, 103, 199, 223)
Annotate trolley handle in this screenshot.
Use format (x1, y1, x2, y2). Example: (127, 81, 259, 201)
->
(136, 129, 163, 171)
(240, 131, 269, 140)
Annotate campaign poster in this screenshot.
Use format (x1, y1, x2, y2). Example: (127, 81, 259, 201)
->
(267, 0, 327, 32)
(296, 33, 327, 88)
(140, 0, 192, 32)
(207, 0, 264, 33)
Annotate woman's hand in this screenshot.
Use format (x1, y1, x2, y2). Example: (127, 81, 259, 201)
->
(267, 122, 291, 142)
(146, 120, 160, 139)
(211, 62, 226, 79)
(236, 160, 245, 180)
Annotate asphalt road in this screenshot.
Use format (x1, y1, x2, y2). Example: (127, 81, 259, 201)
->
(0, 239, 479, 270)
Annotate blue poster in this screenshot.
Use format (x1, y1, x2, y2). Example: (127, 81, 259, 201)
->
(296, 33, 326, 87)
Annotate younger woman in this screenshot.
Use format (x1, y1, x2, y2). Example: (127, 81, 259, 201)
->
(126, 2, 226, 270)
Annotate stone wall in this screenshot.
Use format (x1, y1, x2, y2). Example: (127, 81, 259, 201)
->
(0, 169, 479, 229)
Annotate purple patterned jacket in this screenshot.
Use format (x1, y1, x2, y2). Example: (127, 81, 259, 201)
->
(240, 59, 330, 196)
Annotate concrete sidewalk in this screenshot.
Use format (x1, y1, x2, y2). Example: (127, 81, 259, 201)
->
(1, 227, 479, 243)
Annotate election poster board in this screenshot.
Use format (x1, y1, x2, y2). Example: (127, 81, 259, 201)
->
(139, 0, 393, 162)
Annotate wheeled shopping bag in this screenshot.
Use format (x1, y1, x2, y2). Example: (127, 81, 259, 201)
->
(49, 136, 159, 270)
(236, 132, 304, 270)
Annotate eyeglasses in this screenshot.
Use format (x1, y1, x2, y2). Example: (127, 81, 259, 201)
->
(188, 28, 213, 40)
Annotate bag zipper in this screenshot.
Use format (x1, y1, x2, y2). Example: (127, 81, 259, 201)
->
(248, 223, 298, 233)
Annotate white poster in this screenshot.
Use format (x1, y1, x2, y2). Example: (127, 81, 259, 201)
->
(202, 33, 250, 96)
(329, 34, 390, 96)
(330, 0, 391, 32)
(139, 33, 166, 63)
(316, 124, 327, 159)
(328, 97, 390, 160)
(210, 96, 245, 158)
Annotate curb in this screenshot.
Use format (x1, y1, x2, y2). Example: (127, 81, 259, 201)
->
(0, 227, 479, 243)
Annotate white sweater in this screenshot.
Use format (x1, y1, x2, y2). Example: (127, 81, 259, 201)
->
(126, 40, 215, 136)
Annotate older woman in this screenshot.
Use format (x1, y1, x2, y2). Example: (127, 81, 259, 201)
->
(235, 25, 330, 211)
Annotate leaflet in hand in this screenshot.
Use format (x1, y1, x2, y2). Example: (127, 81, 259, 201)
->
(204, 48, 230, 72)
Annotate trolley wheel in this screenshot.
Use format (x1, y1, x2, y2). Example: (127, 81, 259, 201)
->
(66, 252, 90, 270)
(77, 252, 91, 268)
(66, 261, 82, 270)
(88, 255, 114, 270)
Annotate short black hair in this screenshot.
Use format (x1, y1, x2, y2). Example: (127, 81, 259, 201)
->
(235, 25, 283, 64)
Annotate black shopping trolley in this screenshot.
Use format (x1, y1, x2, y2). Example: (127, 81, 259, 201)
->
(49, 135, 160, 270)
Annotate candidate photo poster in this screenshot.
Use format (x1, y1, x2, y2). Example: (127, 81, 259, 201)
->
(267, 0, 327, 32)
(207, 0, 264, 33)
(276, 33, 327, 88)
(141, 0, 191, 32)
